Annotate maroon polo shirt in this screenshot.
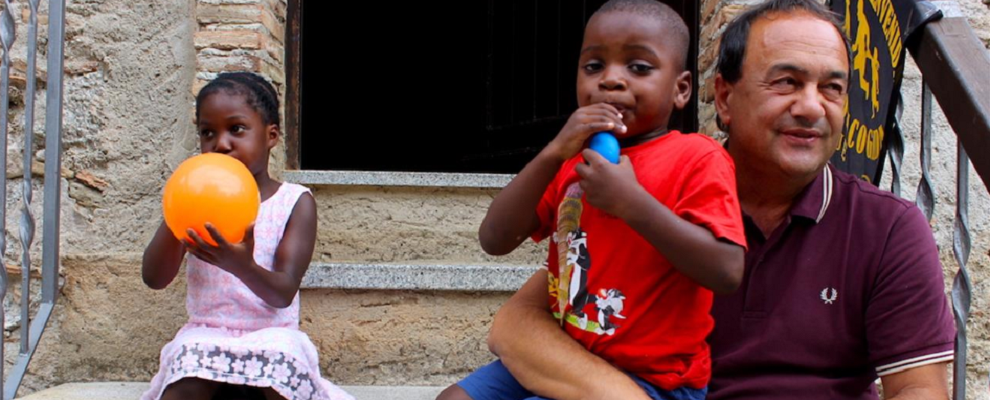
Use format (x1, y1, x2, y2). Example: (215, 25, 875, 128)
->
(708, 165, 955, 399)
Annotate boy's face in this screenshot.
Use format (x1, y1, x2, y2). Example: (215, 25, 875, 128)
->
(577, 11, 691, 138)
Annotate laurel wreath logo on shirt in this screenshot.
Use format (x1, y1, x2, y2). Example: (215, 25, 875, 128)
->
(820, 288, 838, 305)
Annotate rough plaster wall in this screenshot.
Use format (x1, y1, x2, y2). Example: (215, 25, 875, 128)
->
(55, 0, 199, 257)
(0, 0, 199, 394)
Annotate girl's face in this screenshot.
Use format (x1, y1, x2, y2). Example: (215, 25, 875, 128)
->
(197, 92, 279, 177)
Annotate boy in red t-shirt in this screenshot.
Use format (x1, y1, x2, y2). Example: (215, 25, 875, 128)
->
(438, 1, 746, 399)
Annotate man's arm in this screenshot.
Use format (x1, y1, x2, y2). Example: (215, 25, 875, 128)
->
(488, 270, 650, 400)
(868, 206, 955, 400)
(880, 362, 949, 400)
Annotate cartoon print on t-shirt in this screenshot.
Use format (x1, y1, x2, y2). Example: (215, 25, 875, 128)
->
(552, 182, 626, 336)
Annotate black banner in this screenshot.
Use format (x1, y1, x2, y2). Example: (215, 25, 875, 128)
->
(829, 0, 940, 183)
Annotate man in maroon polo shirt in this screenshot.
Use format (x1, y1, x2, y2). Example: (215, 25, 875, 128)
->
(708, 1, 954, 398)
(475, 0, 955, 399)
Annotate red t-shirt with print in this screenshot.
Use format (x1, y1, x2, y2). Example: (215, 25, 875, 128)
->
(532, 131, 746, 390)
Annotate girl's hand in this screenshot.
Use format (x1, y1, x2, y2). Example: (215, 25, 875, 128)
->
(185, 223, 257, 276)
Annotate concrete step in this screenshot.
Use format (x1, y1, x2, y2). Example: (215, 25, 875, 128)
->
(17, 382, 445, 400)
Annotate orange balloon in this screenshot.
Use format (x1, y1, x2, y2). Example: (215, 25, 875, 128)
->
(163, 153, 260, 246)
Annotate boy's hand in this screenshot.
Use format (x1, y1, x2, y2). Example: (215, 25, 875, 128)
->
(576, 151, 643, 219)
(546, 104, 626, 162)
(185, 223, 257, 276)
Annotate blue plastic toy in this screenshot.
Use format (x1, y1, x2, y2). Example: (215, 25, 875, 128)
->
(589, 132, 620, 164)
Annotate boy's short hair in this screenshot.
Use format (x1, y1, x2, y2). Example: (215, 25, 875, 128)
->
(593, 0, 690, 70)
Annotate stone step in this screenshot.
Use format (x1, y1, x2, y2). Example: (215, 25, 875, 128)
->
(17, 382, 444, 400)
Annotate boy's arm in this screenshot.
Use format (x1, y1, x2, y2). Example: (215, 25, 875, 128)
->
(576, 151, 745, 294)
(478, 147, 564, 255)
(479, 104, 625, 255)
(489, 269, 652, 400)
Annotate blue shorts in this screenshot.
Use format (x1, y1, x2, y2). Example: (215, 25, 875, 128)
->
(457, 360, 707, 400)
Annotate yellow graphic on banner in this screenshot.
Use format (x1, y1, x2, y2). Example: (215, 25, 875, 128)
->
(848, 0, 880, 118)
(837, 0, 902, 172)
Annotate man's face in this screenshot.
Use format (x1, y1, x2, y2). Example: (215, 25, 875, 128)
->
(716, 11, 849, 181)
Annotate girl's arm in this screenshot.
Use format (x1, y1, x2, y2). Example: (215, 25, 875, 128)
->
(142, 221, 186, 290)
(185, 192, 317, 308)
